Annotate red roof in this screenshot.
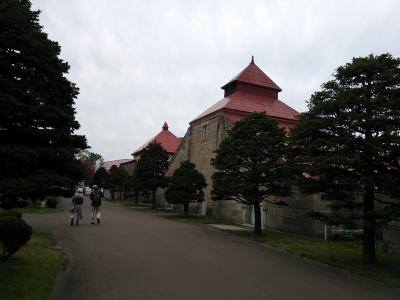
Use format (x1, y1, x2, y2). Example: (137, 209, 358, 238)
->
(132, 122, 181, 156)
(222, 57, 281, 91)
(102, 159, 132, 171)
(192, 58, 299, 123)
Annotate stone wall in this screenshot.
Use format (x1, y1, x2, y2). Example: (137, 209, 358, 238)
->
(264, 188, 328, 237)
(159, 114, 332, 237)
(383, 222, 400, 256)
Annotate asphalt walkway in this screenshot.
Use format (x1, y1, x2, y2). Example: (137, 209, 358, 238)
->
(25, 198, 399, 300)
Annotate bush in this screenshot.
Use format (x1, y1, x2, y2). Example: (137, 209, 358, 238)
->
(45, 198, 57, 208)
(0, 217, 33, 261)
(0, 210, 22, 218)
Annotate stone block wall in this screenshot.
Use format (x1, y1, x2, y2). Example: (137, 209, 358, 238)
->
(184, 114, 227, 211)
(159, 114, 331, 237)
(383, 222, 400, 256)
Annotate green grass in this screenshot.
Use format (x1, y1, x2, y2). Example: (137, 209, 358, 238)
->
(0, 206, 64, 215)
(162, 213, 234, 224)
(104, 198, 150, 207)
(225, 229, 400, 287)
(21, 207, 64, 214)
(0, 233, 63, 300)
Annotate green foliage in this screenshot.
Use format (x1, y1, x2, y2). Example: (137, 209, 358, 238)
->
(76, 150, 103, 164)
(212, 112, 291, 234)
(0, 233, 63, 300)
(91, 167, 109, 188)
(45, 198, 57, 208)
(0, 210, 22, 219)
(165, 161, 206, 215)
(109, 166, 129, 191)
(290, 53, 400, 264)
(0, 0, 87, 209)
(0, 216, 32, 261)
(77, 150, 103, 184)
(134, 142, 169, 208)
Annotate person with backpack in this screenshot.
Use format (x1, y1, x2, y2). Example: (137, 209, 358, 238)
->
(70, 188, 84, 226)
(90, 185, 103, 224)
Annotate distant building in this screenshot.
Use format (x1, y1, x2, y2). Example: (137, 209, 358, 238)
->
(120, 122, 182, 175)
(158, 58, 328, 237)
(102, 159, 132, 171)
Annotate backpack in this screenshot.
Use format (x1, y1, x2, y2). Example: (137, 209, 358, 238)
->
(91, 190, 102, 206)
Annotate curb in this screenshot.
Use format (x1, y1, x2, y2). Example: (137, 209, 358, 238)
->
(51, 246, 69, 300)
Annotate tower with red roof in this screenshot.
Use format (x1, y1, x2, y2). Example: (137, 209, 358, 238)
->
(162, 58, 308, 232)
(132, 121, 181, 160)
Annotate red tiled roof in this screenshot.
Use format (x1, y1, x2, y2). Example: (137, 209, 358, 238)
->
(192, 93, 299, 123)
(102, 159, 132, 171)
(222, 57, 281, 91)
(191, 59, 299, 123)
(132, 122, 181, 156)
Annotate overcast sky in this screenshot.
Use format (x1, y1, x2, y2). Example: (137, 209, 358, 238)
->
(31, 0, 400, 160)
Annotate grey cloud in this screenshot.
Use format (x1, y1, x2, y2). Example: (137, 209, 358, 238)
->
(31, 0, 400, 159)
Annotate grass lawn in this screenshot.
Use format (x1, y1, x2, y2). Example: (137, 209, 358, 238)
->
(0, 233, 63, 300)
(104, 198, 147, 207)
(162, 213, 234, 225)
(226, 229, 400, 288)
(21, 207, 64, 214)
(0, 206, 64, 215)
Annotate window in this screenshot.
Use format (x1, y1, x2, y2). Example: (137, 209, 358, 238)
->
(201, 124, 208, 140)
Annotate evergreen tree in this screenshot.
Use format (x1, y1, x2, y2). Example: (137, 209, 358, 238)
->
(109, 166, 129, 200)
(91, 167, 109, 188)
(134, 142, 169, 208)
(289, 54, 400, 265)
(165, 161, 206, 215)
(212, 112, 291, 235)
(0, 0, 87, 208)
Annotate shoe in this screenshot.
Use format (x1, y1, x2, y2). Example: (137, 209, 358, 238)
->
(97, 218, 100, 224)
(70, 219, 74, 226)
(91, 221, 95, 224)
(75, 222, 79, 226)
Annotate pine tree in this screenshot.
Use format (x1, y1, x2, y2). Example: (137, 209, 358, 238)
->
(212, 112, 291, 235)
(108, 166, 129, 200)
(134, 142, 169, 208)
(0, 0, 87, 208)
(91, 167, 109, 189)
(289, 54, 400, 265)
(165, 161, 206, 215)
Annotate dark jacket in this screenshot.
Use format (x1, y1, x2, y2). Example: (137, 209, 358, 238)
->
(72, 195, 84, 205)
(90, 190, 103, 207)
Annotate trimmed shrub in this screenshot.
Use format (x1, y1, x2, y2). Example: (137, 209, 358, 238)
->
(46, 198, 57, 208)
(0, 217, 32, 261)
(0, 210, 22, 218)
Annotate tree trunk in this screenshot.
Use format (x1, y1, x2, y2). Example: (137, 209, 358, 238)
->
(363, 185, 375, 265)
(254, 202, 262, 235)
(183, 201, 189, 216)
(151, 189, 156, 209)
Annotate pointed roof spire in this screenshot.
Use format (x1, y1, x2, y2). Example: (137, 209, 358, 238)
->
(221, 59, 281, 92)
(162, 121, 169, 130)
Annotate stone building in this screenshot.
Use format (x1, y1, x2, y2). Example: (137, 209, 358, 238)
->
(158, 58, 328, 237)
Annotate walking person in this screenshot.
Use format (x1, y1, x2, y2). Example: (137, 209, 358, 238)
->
(90, 185, 103, 224)
(70, 188, 84, 226)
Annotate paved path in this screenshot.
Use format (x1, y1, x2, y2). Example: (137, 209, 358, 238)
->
(25, 198, 399, 300)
